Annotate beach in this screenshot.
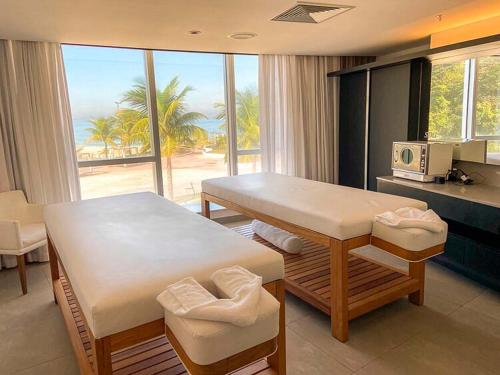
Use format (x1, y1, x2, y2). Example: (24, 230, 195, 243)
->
(75, 117, 260, 202)
(78, 150, 260, 203)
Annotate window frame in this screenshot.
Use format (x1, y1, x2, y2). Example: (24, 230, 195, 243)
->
(68, 46, 261, 200)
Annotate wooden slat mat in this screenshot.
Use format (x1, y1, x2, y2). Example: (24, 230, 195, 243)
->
(60, 277, 274, 375)
(233, 224, 413, 315)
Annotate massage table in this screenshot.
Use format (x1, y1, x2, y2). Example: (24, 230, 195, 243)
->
(201, 173, 447, 342)
(44, 192, 286, 375)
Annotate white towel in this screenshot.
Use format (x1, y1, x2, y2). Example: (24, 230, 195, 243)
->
(252, 220, 304, 254)
(156, 266, 262, 327)
(375, 207, 445, 233)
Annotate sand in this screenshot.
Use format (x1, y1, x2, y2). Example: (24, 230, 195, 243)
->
(78, 150, 260, 203)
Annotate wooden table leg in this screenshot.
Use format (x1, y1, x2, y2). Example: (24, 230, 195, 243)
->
(201, 193, 210, 219)
(268, 280, 286, 375)
(92, 334, 113, 375)
(408, 261, 425, 305)
(48, 236, 60, 304)
(16, 255, 27, 295)
(330, 239, 349, 342)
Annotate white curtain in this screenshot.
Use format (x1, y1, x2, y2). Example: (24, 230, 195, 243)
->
(259, 55, 339, 183)
(0, 40, 80, 269)
(0, 128, 10, 192)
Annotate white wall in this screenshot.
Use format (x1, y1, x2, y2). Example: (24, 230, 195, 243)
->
(454, 161, 500, 187)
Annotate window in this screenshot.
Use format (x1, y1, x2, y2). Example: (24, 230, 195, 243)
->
(429, 61, 465, 140)
(63, 46, 260, 204)
(429, 53, 500, 164)
(234, 55, 261, 174)
(475, 56, 499, 137)
(63, 46, 157, 200)
(151, 51, 228, 204)
(476, 55, 500, 163)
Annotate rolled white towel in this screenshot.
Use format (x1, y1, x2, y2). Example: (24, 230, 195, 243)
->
(375, 207, 445, 233)
(251, 220, 304, 254)
(157, 266, 262, 327)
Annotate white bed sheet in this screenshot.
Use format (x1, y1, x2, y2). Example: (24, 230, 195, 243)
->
(202, 173, 428, 240)
(44, 193, 284, 338)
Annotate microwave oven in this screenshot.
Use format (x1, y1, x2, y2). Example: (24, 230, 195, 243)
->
(392, 141, 453, 182)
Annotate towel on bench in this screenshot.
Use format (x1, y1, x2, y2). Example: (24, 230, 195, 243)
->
(157, 266, 262, 327)
(375, 207, 445, 233)
(252, 220, 304, 254)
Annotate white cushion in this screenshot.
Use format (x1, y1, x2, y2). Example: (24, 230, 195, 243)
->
(0, 190, 44, 224)
(44, 193, 284, 339)
(202, 173, 427, 240)
(372, 221, 448, 252)
(20, 223, 46, 246)
(165, 288, 280, 365)
(0, 191, 28, 220)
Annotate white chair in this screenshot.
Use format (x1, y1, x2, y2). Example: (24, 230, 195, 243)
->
(0, 190, 47, 294)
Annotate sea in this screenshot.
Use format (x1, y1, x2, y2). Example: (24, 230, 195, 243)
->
(73, 118, 225, 146)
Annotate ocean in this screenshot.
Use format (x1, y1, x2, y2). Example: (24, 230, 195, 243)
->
(73, 118, 225, 146)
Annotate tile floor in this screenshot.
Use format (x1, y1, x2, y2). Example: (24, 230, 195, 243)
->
(1, 253, 499, 374)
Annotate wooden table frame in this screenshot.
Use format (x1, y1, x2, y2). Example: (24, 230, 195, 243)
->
(201, 192, 444, 342)
(47, 233, 286, 375)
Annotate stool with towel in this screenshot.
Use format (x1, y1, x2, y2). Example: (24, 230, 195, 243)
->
(371, 207, 447, 305)
(157, 266, 280, 375)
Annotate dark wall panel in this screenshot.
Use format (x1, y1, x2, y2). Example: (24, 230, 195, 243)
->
(367, 64, 411, 191)
(408, 58, 431, 141)
(338, 71, 367, 189)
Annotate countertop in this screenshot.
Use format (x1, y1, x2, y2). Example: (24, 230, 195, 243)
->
(377, 176, 500, 209)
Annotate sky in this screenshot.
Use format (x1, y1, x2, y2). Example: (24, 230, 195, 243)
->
(62, 45, 258, 121)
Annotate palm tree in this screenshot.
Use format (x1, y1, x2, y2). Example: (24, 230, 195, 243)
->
(86, 117, 118, 159)
(235, 88, 259, 150)
(114, 109, 144, 157)
(216, 87, 260, 171)
(122, 77, 207, 199)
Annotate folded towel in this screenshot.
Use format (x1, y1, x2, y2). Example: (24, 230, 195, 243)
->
(252, 220, 304, 254)
(375, 207, 445, 233)
(157, 266, 262, 327)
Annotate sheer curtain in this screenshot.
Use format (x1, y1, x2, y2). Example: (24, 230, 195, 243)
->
(0, 40, 80, 269)
(259, 55, 339, 183)
(0, 129, 10, 192)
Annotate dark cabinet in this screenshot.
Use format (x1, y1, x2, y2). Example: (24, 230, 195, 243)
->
(338, 71, 367, 189)
(368, 64, 411, 190)
(337, 58, 431, 191)
(377, 178, 500, 291)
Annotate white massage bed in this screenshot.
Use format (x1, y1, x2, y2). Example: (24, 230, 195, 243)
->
(202, 173, 428, 240)
(201, 173, 447, 342)
(44, 192, 286, 375)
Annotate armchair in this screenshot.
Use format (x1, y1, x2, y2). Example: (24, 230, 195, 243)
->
(0, 190, 47, 294)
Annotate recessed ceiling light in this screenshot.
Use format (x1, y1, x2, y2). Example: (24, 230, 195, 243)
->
(188, 30, 202, 35)
(228, 32, 257, 40)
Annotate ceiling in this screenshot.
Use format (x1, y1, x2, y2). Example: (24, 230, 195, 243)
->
(0, 0, 499, 56)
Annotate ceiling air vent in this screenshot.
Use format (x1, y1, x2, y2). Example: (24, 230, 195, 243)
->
(272, 2, 353, 23)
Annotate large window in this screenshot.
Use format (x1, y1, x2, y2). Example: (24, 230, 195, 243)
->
(234, 55, 261, 174)
(429, 53, 499, 164)
(429, 61, 465, 140)
(63, 46, 260, 204)
(64, 46, 156, 200)
(475, 56, 499, 137)
(152, 51, 227, 204)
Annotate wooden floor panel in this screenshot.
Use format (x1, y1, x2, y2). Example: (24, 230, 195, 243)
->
(60, 277, 273, 375)
(233, 224, 414, 316)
